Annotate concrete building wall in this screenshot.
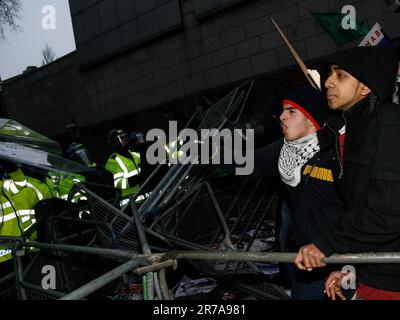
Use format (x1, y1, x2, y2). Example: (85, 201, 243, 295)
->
(3, 0, 400, 138)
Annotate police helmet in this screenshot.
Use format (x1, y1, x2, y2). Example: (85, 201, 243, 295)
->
(66, 142, 96, 167)
(107, 129, 130, 150)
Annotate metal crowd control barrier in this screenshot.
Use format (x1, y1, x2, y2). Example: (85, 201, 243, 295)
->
(51, 80, 264, 298)
(78, 184, 142, 251)
(4, 80, 400, 300)
(148, 176, 279, 281)
(2, 238, 400, 300)
(4, 239, 400, 265)
(129, 197, 160, 300)
(2, 237, 400, 300)
(136, 80, 255, 220)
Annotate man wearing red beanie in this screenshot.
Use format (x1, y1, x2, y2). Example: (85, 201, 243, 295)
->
(241, 85, 352, 299)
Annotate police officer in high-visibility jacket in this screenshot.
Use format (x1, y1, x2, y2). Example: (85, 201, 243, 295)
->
(65, 142, 114, 202)
(66, 142, 97, 168)
(0, 162, 48, 263)
(105, 129, 142, 206)
(45, 171, 86, 203)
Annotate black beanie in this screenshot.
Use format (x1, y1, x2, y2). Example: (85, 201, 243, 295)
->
(283, 86, 330, 130)
(326, 47, 398, 103)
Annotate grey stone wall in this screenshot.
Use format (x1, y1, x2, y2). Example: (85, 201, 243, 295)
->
(3, 0, 400, 137)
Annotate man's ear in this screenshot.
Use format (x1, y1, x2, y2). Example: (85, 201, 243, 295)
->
(360, 83, 372, 96)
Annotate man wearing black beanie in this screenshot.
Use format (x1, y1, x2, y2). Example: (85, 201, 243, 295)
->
(295, 46, 400, 300)
(237, 85, 353, 299)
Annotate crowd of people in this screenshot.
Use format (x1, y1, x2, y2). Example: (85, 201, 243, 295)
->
(1, 45, 400, 300)
(223, 45, 400, 300)
(277, 46, 400, 300)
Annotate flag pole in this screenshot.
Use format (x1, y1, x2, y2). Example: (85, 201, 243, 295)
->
(270, 18, 320, 91)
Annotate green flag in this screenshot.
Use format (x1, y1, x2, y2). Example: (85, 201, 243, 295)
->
(311, 12, 369, 46)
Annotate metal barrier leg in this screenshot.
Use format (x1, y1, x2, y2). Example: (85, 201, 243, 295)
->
(14, 252, 27, 300)
(59, 258, 144, 300)
(130, 198, 160, 300)
(158, 269, 170, 300)
(0, 272, 14, 286)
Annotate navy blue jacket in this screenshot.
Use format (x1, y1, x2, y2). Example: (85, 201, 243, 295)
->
(252, 139, 346, 248)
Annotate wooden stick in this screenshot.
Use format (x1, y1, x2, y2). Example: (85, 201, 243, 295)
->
(271, 17, 320, 90)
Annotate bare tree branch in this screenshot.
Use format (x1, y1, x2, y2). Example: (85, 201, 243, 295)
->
(0, 0, 22, 40)
(41, 43, 57, 65)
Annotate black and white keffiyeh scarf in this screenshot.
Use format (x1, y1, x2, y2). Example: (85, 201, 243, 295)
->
(278, 133, 320, 187)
